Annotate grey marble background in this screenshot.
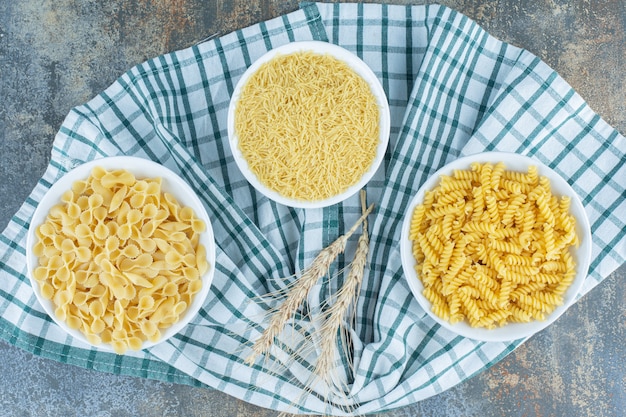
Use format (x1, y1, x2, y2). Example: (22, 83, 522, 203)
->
(1, 1, 624, 416)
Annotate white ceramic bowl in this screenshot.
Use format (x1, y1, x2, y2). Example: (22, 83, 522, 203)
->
(400, 152, 592, 342)
(26, 156, 216, 352)
(227, 40, 391, 209)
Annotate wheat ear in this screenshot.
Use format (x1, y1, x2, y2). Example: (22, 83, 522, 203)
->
(245, 202, 375, 366)
(314, 190, 370, 393)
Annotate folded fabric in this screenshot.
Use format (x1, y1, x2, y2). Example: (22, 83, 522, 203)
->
(1, 2, 624, 415)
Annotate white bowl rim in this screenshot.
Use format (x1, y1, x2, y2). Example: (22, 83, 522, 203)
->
(226, 40, 391, 209)
(400, 151, 592, 342)
(25, 155, 216, 352)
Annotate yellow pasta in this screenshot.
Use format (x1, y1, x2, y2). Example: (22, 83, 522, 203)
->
(32, 167, 210, 354)
(409, 162, 579, 329)
(234, 51, 380, 201)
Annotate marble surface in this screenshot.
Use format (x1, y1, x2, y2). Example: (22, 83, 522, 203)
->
(1, 1, 624, 416)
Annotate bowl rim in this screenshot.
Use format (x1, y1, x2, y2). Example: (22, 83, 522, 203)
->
(226, 40, 391, 209)
(25, 155, 216, 352)
(400, 151, 592, 342)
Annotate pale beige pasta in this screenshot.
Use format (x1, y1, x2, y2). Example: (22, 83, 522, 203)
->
(234, 51, 380, 201)
(409, 162, 579, 329)
(32, 167, 210, 354)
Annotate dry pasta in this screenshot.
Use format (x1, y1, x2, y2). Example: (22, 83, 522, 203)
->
(234, 51, 380, 201)
(32, 167, 210, 353)
(409, 162, 579, 329)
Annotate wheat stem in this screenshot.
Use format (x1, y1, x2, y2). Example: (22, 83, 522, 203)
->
(245, 202, 375, 366)
(314, 190, 370, 392)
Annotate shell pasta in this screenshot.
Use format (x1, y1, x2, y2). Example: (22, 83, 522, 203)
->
(32, 167, 210, 353)
(409, 162, 579, 329)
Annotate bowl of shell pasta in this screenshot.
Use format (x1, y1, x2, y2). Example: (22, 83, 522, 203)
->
(26, 156, 216, 354)
(400, 151, 592, 342)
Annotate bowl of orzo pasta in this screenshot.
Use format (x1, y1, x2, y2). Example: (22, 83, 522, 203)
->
(227, 40, 391, 209)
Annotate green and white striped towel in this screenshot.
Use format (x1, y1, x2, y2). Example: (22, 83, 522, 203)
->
(1, 3, 624, 415)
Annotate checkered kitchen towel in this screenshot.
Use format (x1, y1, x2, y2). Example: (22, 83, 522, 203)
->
(1, 2, 625, 415)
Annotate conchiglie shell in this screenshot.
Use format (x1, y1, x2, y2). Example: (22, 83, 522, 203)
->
(162, 282, 178, 297)
(131, 179, 148, 193)
(147, 329, 161, 343)
(182, 253, 196, 267)
(54, 305, 68, 321)
(60, 251, 75, 266)
(86, 333, 102, 346)
(191, 218, 205, 233)
(33, 266, 49, 281)
(72, 291, 88, 306)
(92, 206, 108, 222)
(138, 295, 155, 312)
(111, 340, 128, 355)
(140, 319, 158, 337)
(74, 224, 92, 240)
(71, 179, 89, 195)
(89, 299, 104, 317)
(117, 223, 132, 241)
(173, 301, 188, 316)
(154, 209, 169, 222)
(61, 190, 75, 203)
(188, 279, 202, 294)
(56, 265, 71, 282)
(145, 180, 161, 195)
(84, 274, 100, 288)
(102, 311, 114, 328)
(38, 223, 56, 238)
(197, 257, 209, 276)
(100, 328, 113, 343)
(142, 202, 158, 218)
(127, 209, 142, 225)
(137, 238, 156, 253)
(40, 282, 55, 299)
(94, 223, 109, 240)
(126, 306, 140, 322)
(165, 251, 183, 266)
(88, 193, 104, 209)
(129, 193, 147, 208)
(79, 209, 93, 225)
(182, 267, 199, 281)
(105, 236, 120, 253)
(127, 336, 143, 351)
(66, 314, 82, 330)
(76, 195, 89, 211)
(90, 166, 108, 180)
(179, 207, 194, 221)
(75, 246, 91, 263)
(120, 244, 140, 259)
(90, 318, 106, 334)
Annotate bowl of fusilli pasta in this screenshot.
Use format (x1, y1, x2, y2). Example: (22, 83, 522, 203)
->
(26, 156, 216, 354)
(400, 151, 591, 342)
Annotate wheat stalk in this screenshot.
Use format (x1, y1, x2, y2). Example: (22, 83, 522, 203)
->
(313, 190, 370, 395)
(245, 202, 375, 366)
